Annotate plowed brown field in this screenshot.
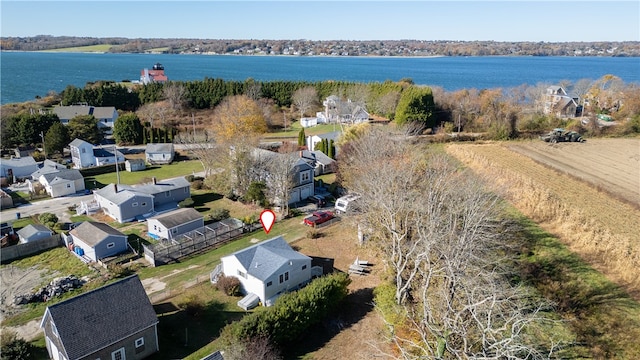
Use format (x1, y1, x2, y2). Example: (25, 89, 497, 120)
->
(446, 138, 640, 299)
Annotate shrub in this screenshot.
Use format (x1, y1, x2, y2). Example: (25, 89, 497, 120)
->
(306, 229, 321, 239)
(209, 208, 230, 222)
(185, 174, 195, 182)
(221, 272, 351, 345)
(0, 330, 34, 359)
(191, 179, 204, 190)
(38, 213, 58, 228)
(179, 294, 206, 316)
(216, 275, 241, 296)
(178, 197, 195, 208)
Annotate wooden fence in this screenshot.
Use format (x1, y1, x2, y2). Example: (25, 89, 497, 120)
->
(1, 234, 63, 263)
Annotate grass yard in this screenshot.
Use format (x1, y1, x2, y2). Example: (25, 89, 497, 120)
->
(84, 160, 203, 189)
(41, 44, 114, 53)
(263, 122, 342, 139)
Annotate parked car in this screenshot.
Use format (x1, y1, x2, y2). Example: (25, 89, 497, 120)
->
(303, 211, 335, 227)
(309, 195, 327, 208)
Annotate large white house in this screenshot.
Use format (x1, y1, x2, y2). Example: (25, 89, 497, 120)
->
(53, 105, 119, 135)
(217, 236, 312, 309)
(69, 138, 125, 169)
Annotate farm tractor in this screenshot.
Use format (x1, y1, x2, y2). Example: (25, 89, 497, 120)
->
(540, 128, 586, 143)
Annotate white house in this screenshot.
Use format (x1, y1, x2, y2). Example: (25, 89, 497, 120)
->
(69, 138, 124, 169)
(306, 131, 341, 154)
(544, 86, 580, 117)
(147, 207, 204, 240)
(300, 117, 318, 128)
(323, 96, 370, 124)
(35, 169, 85, 198)
(145, 143, 175, 165)
(218, 236, 312, 309)
(0, 156, 38, 180)
(30, 159, 67, 180)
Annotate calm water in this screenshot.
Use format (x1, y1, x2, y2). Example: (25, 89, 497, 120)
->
(1, 52, 639, 105)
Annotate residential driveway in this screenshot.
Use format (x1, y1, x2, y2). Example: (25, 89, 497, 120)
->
(0, 193, 94, 223)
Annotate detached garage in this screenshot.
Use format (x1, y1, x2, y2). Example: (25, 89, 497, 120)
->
(69, 222, 128, 262)
(147, 207, 204, 240)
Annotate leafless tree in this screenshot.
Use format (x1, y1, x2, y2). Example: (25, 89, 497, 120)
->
(265, 149, 300, 216)
(163, 82, 187, 111)
(245, 79, 263, 101)
(223, 335, 283, 360)
(292, 86, 318, 119)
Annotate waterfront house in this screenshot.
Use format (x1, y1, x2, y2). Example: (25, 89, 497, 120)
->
(323, 95, 369, 124)
(544, 86, 580, 117)
(40, 275, 159, 360)
(140, 63, 168, 84)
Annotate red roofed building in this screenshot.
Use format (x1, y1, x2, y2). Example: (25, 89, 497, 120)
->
(140, 63, 168, 84)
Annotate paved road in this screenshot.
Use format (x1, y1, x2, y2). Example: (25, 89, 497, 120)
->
(0, 193, 95, 224)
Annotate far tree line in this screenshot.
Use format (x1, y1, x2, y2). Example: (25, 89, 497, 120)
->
(1, 74, 638, 158)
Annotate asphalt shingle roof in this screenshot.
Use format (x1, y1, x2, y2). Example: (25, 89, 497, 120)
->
(228, 236, 311, 281)
(17, 224, 52, 240)
(43, 275, 157, 360)
(150, 207, 203, 228)
(69, 221, 126, 247)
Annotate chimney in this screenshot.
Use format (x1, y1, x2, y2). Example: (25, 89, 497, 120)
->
(152, 177, 157, 185)
(114, 183, 118, 193)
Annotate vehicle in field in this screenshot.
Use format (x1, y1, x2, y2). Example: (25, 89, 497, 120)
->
(540, 128, 586, 143)
(303, 211, 335, 227)
(334, 193, 362, 214)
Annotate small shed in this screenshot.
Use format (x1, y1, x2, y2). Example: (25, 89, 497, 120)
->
(69, 222, 128, 262)
(126, 158, 146, 172)
(17, 224, 54, 244)
(145, 143, 175, 165)
(147, 207, 204, 240)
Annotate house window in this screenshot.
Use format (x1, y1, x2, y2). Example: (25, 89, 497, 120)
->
(267, 281, 272, 287)
(142, 202, 147, 206)
(111, 348, 125, 360)
(302, 265, 307, 270)
(300, 171, 310, 182)
(184, 187, 188, 193)
(66, 184, 71, 188)
(165, 191, 171, 197)
(172, 229, 177, 234)
(132, 202, 138, 207)
(279, 274, 283, 283)
(237, 270, 246, 278)
(81, 148, 86, 153)
(107, 242, 115, 249)
(280, 271, 289, 283)
(153, 225, 157, 231)
(135, 337, 144, 348)
(51, 322, 59, 338)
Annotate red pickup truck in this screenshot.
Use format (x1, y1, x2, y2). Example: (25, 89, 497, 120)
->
(303, 211, 335, 227)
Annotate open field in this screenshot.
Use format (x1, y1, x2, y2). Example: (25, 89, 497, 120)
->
(508, 138, 640, 208)
(41, 44, 114, 53)
(446, 138, 640, 299)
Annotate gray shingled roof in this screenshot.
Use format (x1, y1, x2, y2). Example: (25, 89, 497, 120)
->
(227, 236, 311, 281)
(69, 221, 126, 246)
(42, 275, 157, 360)
(69, 138, 91, 148)
(40, 169, 84, 183)
(0, 156, 37, 168)
(53, 105, 116, 120)
(17, 224, 52, 240)
(150, 207, 202, 228)
(145, 143, 174, 154)
(116, 177, 190, 197)
(31, 160, 68, 179)
(94, 183, 154, 205)
(311, 151, 336, 166)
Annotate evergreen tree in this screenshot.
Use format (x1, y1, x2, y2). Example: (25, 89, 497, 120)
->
(328, 139, 335, 159)
(113, 112, 143, 145)
(44, 122, 70, 155)
(68, 115, 103, 144)
(298, 128, 306, 147)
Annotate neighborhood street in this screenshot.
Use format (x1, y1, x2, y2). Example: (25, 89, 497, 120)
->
(0, 191, 94, 224)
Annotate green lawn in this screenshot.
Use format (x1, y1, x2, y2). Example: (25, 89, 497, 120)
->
(263, 123, 342, 139)
(42, 44, 114, 53)
(85, 160, 203, 189)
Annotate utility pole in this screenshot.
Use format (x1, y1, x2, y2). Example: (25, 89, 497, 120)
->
(113, 145, 120, 185)
(40, 131, 46, 159)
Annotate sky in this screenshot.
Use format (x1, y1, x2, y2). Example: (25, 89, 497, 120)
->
(1, 1, 639, 42)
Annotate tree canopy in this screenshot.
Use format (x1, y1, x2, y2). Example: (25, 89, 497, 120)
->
(113, 112, 143, 145)
(394, 86, 435, 128)
(68, 115, 103, 144)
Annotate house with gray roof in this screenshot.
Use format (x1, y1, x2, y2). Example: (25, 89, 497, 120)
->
(250, 148, 315, 205)
(30, 159, 68, 180)
(40, 274, 159, 360)
(69, 221, 128, 262)
(544, 85, 580, 117)
(311, 150, 337, 176)
(0, 156, 38, 180)
(147, 207, 204, 240)
(33, 169, 85, 198)
(125, 158, 146, 172)
(145, 143, 175, 164)
(322, 95, 369, 124)
(306, 131, 341, 155)
(17, 224, 54, 244)
(219, 235, 312, 309)
(53, 105, 119, 134)
(94, 177, 191, 223)
(69, 138, 124, 169)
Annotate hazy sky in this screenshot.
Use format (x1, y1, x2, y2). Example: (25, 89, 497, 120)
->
(1, 1, 638, 42)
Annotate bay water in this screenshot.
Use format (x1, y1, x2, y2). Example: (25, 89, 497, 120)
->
(1, 51, 638, 105)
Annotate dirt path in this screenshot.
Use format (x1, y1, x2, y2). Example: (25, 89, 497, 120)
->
(0, 265, 55, 340)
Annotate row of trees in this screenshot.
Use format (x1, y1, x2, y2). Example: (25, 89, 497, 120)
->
(337, 128, 553, 358)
